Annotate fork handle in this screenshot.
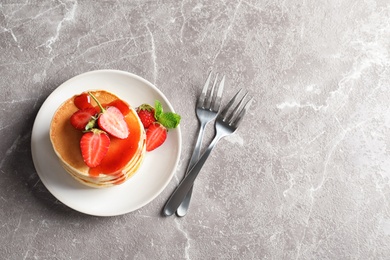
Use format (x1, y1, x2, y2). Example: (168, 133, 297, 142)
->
(175, 122, 207, 217)
(175, 186, 194, 217)
(186, 121, 207, 176)
(163, 134, 222, 216)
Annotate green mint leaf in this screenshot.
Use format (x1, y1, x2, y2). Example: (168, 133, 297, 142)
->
(152, 100, 181, 129)
(158, 112, 181, 129)
(154, 100, 163, 120)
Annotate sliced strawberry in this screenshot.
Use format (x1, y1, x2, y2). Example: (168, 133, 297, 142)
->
(145, 122, 167, 151)
(98, 106, 129, 139)
(137, 104, 156, 129)
(80, 130, 110, 168)
(87, 92, 129, 139)
(70, 108, 98, 130)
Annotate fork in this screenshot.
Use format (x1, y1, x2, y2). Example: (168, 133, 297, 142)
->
(175, 72, 225, 217)
(163, 90, 252, 216)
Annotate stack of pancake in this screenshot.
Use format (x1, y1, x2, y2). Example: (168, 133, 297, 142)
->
(50, 90, 146, 188)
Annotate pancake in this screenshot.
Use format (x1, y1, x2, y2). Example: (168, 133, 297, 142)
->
(50, 90, 146, 188)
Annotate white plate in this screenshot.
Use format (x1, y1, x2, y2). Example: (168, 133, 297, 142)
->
(31, 70, 182, 216)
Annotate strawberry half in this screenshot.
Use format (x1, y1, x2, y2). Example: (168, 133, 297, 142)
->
(70, 108, 98, 130)
(88, 92, 129, 139)
(137, 104, 156, 129)
(98, 106, 129, 139)
(145, 122, 167, 151)
(80, 130, 110, 168)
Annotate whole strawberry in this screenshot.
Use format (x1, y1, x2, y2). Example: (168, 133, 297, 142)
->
(137, 104, 156, 129)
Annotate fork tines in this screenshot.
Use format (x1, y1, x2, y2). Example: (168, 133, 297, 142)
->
(220, 89, 253, 127)
(200, 72, 225, 111)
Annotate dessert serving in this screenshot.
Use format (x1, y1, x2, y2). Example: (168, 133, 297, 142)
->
(50, 90, 146, 188)
(31, 70, 183, 216)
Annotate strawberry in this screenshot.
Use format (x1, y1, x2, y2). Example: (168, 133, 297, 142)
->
(137, 104, 156, 128)
(98, 106, 129, 139)
(88, 92, 129, 139)
(137, 100, 181, 152)
(145, 122, 167, 151)
(70, 108, 98, 130)
(74, 93, 94, 109)
(80, 129, 110, 168)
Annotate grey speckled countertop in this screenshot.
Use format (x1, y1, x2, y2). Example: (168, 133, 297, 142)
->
(1, 0, 390, 259)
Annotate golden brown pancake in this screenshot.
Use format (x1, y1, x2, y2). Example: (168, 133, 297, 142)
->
(50, 90, 146, 188)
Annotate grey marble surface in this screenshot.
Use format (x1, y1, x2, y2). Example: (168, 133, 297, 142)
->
(1, 0, 390, 259)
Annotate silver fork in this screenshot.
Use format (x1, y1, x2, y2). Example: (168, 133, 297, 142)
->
(163, 90, 252, 216)
(175, 72, 225, 217)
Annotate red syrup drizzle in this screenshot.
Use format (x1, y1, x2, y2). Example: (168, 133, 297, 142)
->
(107, 99, 130, 116)
(88, 113, 140, 178)
(73, 92, 141, 180)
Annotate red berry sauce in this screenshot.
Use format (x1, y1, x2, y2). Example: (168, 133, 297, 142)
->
(73, 92, 142, 180)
